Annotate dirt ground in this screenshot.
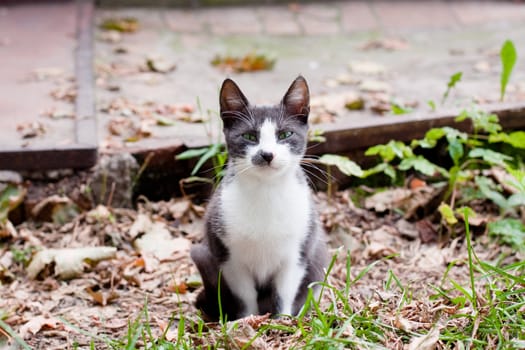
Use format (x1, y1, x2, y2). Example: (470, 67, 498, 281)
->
(0, 183, 520, 349)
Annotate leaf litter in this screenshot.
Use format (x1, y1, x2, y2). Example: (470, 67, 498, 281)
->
(0, 181, 522, 348)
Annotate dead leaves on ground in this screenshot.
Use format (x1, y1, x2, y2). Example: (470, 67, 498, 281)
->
(100, 17, 139, 33)
(211, 53, 275, 73)
(0, 197, 204, 346)
(100, 97, 203, 144)
(16, 121, 47, 139)
(0, 184, 519, 348)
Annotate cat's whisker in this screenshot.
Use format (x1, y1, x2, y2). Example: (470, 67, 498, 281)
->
(301, 166, 331, 189)
(305, 143, 324, 150)
(228, 161, 256, 181)
(300, 160, 336, 185)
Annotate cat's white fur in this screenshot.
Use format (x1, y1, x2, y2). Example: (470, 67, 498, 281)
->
(220, 120, 310, 316)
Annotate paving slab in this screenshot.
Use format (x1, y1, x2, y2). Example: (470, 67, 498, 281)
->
(94, 1, 525, 162)
(0, 1, 97, 170)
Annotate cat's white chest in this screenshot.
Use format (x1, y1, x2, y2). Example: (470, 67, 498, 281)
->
(220, 176, 310, 280)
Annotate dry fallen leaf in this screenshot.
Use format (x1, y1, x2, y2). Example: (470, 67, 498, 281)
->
(86, 205, 113, 222)
(41, 107, 75, 119)
(100, 17, 139, 33)
(98, 30, 122, 43)
(365, 188, 412, 212)
(408, 327, 440, 350)
(27, 246, 117, 279)
(169, 198, 192, 219)
(211, 53, 275, 73)
(19, 315, 62, 338)
(85, 285, 120, 306)
(131, 214, 191, 261)
(50, 85, 77, 103)
(29, 67, 65, 81)
(30, 195, 78, 223)
(348, 61, 387, 75)
(146, 56, 176, 73)
(225, 319, 269, 350)
(310, 91, 362, 122)
(16, 121, 46, 139)
(360, 37, 409, 51)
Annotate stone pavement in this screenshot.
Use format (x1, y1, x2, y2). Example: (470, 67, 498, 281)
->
(2, 1, 525, 171)
(95, 1, 525, 157)
(164, 1, 525, 35)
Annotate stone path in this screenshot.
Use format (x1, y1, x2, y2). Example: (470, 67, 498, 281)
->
(95, 1, 525, 156)
(1, 1, 525, 171)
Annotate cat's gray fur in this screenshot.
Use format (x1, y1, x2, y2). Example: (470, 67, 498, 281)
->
(191, 76, 328, 321)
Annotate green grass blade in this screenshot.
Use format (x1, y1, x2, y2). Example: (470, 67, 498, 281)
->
(463, 208, 478, 310)
(0, 319, 32, 350)
(500, 39, 517, 101)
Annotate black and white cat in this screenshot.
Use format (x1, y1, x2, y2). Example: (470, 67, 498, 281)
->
(191, 76, 328, 321)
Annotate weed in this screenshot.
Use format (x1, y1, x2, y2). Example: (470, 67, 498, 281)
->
(500, 40, 517, 101)
(442, 71, 462, 104)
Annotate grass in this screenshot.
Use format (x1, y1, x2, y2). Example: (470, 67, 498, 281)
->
(47, 232, 523, 350)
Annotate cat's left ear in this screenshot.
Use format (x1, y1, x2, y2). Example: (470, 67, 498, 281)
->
(282, 75, 310, 123)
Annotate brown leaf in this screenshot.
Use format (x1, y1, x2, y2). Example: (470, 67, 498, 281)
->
(363, 226, 399, 259)
(408, 327, 440, 350)
(211, 53, 275, 73)
(409, 178, 427, 190)
(225, 319, 269, 350)
(364, 188, 412, 212)
(131, 214, 191, 261)
(146, 56, 176, 73)
(19, 316, 62, 338)
(169, 281, 188, 294)
(241, 313, 271, 330)
(30, 195, 79, 223)
(85, 286, 120, 306)
(100, 17, 139, 33)
(360, 38, 409, 51)
(490, 167, 519, 194)
(41, 107, 75, 119)
(50, 85, 77, 103)
(16, 121, 46, 139)
(416, 219, 438, 243)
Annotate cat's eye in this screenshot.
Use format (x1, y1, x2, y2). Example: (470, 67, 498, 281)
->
(242, 132, 257, 142)
(278, 131, 294, 140)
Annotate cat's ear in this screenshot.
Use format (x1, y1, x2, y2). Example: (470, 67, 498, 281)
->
(282, 75, 309, 123)
(220, 78, 249, 127)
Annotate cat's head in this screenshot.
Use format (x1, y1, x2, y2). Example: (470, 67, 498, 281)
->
(219, 76, 310, 180)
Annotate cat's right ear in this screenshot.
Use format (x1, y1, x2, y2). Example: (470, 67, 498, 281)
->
(220, 78, 249, 128)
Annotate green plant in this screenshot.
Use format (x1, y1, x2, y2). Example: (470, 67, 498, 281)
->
(391, 102, 413, 115)
(10, 247, 34, 265)
(500, 40, 517, 101)
(0, 183, 25, 235)
(0, 318, 31, 350)
(176, 142, 228, 184)
(432, 217, 525, 349)
(442, 71, 462, 104)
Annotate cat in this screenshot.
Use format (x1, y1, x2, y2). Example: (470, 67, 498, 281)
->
(190, 76, 328, 321)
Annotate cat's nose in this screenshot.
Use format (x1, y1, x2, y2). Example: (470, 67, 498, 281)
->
(260, 151, 274, 164)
